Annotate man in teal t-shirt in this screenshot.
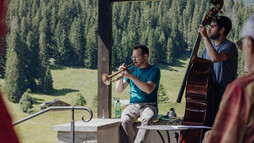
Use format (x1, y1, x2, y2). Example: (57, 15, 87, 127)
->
(116, 45, 161, 143)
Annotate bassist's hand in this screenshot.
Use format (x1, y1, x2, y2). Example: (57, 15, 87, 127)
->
(198, 25, 208, 38)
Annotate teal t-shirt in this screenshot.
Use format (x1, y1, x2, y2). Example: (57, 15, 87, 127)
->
(124, 65, 161, 105)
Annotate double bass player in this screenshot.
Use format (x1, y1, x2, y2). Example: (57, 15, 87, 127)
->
(198, 16, 238, 114)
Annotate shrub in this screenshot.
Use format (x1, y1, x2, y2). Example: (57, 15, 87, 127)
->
(19, 91, 34, 112)
(27, 108, 36, 114)
(158, 84, 169, 103)
(72, 92, 87, 106)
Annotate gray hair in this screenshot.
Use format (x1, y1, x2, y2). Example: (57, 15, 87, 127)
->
(241, 13, 254, 39)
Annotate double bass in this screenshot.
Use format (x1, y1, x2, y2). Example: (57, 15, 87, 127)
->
(176, 0, 224, 142)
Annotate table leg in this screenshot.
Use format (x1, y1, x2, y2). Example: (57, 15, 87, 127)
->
(174, 132, 179, 143)
(166, 131, 171, 143)
(156, 130, 165, 143)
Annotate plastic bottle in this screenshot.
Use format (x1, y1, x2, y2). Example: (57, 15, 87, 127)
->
(115, 100, 121, 119)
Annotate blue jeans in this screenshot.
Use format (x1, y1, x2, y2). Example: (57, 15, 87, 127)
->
(121, 103, 158, 143)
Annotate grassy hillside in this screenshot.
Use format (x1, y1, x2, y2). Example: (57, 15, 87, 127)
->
(1, 59, 188, 143)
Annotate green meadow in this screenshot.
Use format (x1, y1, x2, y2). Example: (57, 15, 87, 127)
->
(1, 59, 187, 143)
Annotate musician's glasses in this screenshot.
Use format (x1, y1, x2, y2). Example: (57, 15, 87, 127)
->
(131, 54, 142, 60)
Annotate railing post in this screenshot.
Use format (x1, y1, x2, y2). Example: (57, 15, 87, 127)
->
(12, 106, 93, 143)
(71, 107, 75, 143)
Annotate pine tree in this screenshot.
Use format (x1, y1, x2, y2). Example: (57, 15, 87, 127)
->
(41, 66, 54, 94)
(148, 30, 158, 65)
(84, 25, 97, 69)
(72, 92, 87, 106)
(31, 0, 40, 18)
(38, 19, 54, 93)
(165, 37, 175, 65)
(120, 31, 129, 65)
(190, 0, 201, 47)
(118, 3, 130, 30)
(50, 7, 57, 57)
(58, 1, 75, 32)
(18, 0, 28, 18)
(127, 3, 136, 32)
(127, 31, 138, 63)
(5, 29, 27, 103)
(158, 84, 169, 103)
(112, 26, 123, 69)
(19, 17, 38, 92)
(55, 22, 73, 65)
(69, 17, 86, 66)
(157, 29, 166, 63)
(20, 17, 28, 43)
(26, 31, 39, 91)
(39, 18, 50, 66)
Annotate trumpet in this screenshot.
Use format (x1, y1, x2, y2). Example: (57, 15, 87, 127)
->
(102, 63, 135, 85)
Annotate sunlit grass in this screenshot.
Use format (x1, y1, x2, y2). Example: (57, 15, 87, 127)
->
(2, 60, 188, 143)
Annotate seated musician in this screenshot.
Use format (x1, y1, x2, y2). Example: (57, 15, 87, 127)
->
(202, 13, 254, 143)
(115, 45, 161, 143)
(198, 16, 238, 113)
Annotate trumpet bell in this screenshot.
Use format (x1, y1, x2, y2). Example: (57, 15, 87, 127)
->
(102, 73, 111, 85)
(101, 63, 135, 85)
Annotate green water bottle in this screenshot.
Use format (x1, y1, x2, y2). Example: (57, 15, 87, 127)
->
(115, 100, 121, 119)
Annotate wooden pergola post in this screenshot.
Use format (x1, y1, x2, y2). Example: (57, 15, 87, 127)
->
(97, 0, 160, 118)
(98, 0, 112, 118)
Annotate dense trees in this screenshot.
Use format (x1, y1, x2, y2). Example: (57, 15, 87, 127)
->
(3, 0, 254, 102)
(5, 28, 27, 103)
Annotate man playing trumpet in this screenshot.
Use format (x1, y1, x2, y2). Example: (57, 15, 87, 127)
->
(116, 44, 161, 143)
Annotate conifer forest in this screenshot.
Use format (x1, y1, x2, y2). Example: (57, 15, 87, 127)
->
(2, 0, 254, 103)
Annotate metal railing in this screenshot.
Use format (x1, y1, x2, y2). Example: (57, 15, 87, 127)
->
(13, 106, 93, 143)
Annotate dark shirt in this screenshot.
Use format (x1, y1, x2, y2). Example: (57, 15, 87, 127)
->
(202, 39, 238, 107)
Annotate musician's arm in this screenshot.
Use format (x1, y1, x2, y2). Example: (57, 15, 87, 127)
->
(203, 36, 227, 62)
(115, 78, 128, 93)
(128, 75, 156, 94)
(198, 25, 227, 62)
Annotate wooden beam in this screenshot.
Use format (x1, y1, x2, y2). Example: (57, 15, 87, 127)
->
(98, 0, 112, 118)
